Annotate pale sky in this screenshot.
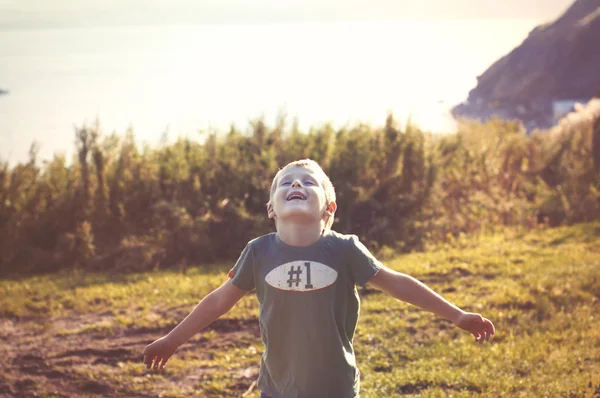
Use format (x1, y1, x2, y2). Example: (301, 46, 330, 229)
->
(0, 0, 580, 165)
(0, 0, 575, 29)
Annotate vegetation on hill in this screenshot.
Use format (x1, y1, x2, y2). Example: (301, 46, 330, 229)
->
(1, 101, 600, 276)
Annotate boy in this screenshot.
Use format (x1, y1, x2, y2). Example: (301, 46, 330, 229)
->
(142, 159, 495, 398)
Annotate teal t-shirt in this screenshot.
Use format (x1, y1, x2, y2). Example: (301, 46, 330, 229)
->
(228, 230, 383, 398)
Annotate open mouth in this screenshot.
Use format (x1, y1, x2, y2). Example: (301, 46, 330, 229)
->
(286, 192, 306, 201)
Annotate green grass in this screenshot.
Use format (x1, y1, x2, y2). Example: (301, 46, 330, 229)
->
(1, 223, 599, 397)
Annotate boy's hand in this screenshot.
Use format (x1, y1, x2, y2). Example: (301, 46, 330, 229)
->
(455, 312, 495, 343)
(142, 336, 178, 370)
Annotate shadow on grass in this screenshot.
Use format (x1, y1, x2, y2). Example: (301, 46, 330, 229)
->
(396, 380, 482, 394)
(548, 233, 575, 246)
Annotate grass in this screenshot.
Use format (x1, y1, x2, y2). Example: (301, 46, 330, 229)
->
(1, 223, 599, 397)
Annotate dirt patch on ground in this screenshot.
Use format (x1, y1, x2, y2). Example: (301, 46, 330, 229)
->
(0, 314, 261, 398)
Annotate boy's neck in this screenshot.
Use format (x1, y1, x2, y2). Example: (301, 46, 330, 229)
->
(276, 222, 325, 247)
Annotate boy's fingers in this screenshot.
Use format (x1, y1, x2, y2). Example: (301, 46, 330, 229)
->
(159, 357, 168, 369)
(483, 318, 495, 334)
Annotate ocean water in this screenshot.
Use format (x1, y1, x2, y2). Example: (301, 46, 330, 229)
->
(0, 20, 540, 164)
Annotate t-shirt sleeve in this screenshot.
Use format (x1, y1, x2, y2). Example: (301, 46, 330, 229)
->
(228, 242, 255, 291)
(347, 235, 383, 286)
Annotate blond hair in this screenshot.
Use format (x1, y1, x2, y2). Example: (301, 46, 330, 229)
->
(267, 159, 336, 230)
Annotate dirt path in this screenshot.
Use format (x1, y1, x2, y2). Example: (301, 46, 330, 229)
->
(0, 314, 261, 397)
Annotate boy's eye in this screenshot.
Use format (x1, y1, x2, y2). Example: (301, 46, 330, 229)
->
(280, 179, 316, 186)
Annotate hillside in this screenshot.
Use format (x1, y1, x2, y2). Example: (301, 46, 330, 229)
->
(1, 224, 599, 396)
(452, 0, 600, 131)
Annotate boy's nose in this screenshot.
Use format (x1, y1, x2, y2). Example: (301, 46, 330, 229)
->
(291, 180, 301, 188)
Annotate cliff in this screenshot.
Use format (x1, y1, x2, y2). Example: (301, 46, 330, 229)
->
(452, 0, 600, 131)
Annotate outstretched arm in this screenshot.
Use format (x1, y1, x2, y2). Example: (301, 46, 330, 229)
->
(368, 266, 495, 342)
(142, 279, 247, 369)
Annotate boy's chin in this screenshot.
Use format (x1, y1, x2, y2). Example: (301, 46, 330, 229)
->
(277, 209, 319, 222)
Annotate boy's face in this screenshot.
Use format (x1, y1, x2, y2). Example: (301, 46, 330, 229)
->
(268, 166, 335, 226)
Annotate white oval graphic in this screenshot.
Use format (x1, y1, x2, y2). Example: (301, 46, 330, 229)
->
(265, 261, 338, 292)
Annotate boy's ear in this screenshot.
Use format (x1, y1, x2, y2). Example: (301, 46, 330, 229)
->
(267, 203, 276, 219)
(325, 201, 337, 216)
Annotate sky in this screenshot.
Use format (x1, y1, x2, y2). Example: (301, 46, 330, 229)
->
(0, 0, 575, 29)
(0, 0, 578, 165)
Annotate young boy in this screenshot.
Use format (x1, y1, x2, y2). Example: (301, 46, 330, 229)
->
(142, 159, 495, 398)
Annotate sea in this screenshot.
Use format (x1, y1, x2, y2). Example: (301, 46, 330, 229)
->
(0, 19, 542, 165)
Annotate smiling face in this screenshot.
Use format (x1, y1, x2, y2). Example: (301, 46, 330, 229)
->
(267, 165, 335, 228)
